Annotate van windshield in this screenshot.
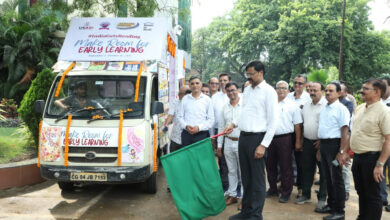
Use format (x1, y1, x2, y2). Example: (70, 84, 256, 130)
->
(46, 75, 146, 119)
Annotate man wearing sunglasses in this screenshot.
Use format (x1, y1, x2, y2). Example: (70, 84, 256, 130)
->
(287, 74, 311, 199)
(208, 77, 219, 97)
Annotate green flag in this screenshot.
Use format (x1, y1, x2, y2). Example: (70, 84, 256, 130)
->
(161, 138, 226, 220)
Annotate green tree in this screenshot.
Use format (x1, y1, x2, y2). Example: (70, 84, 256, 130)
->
(0, 0, 65, 103)
(18, 68, 56, 146)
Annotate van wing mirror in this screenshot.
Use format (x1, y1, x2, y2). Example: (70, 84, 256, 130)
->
(34, 100, 45, 114)
(151, 101, 164, 115)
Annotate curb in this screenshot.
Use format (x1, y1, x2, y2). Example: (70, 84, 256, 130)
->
(0, 158, 45, 190)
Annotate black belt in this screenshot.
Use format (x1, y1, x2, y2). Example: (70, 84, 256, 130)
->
(355, 151, 380, 156)
(274, 133, 293, 138)
(240, 131, 266, 136)
(320, 138, 340, 142)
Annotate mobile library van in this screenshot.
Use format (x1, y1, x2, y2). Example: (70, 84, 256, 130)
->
(35, 17, 179, 193)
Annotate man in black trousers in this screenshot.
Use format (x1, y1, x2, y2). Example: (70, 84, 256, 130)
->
(224, 60, 278, 220)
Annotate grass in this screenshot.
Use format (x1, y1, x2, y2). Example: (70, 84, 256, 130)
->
(0, 127, 36, 164)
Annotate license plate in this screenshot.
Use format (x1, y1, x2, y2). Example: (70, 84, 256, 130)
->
(70, 172, 107, 181)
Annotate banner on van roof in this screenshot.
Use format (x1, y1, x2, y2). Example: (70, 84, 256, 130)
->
(58, 17, 168, 62)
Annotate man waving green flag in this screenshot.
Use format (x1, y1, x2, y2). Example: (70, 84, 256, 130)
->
(161, 138, 226, 220)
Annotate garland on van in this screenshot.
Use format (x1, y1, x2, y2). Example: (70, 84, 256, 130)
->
(134, 63, 143, 103)
(55, 62, 75, 97)
(153, 122, 158, 172)
(64, 115, 72, 166)
(37, 121, 43, 167)
(117, 111, 124, 166)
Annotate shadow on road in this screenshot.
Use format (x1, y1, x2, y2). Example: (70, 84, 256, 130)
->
(0, 180, 55, 199)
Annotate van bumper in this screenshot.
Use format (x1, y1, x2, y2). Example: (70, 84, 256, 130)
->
(40, 165, 151, 183)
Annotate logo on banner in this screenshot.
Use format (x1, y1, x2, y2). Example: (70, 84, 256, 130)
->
(116, 22, 139, 30)
(99, 22, 110, 30)
(79, 22, 94, 30)
(143, 22, 154, 31)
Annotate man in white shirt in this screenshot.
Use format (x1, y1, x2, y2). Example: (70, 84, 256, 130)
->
(164, 85, 191, 152)
(317, 82, 350, 220)
(266, 80, 302, 203)
(217, 82, 243, 208)
(208, 77, 219, 97)
(178, 76, 214, 147)
(224, 60, 278, 220)
(212, 73, 231, 191)
(297, 82, 328, 211)
(287, 74, 311, 198)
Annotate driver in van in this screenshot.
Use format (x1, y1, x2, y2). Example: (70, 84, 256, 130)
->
(54, 81, 97, 111)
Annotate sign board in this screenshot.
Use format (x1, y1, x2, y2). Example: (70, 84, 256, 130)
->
(58, 17, 168, 61)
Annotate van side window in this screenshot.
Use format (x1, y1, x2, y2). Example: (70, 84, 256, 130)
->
(151, 77, 158, 101)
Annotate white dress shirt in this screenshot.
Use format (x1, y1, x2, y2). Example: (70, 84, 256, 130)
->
(275, 98, 302, 135)
(318, 100, 350, 139)
(168, 99, 182, 144)
(217, 99, 242, 148)
(301, 97, 327, 140)
(233, 80, 278, 148)
(211, 91, 229, 134)
(287, 90, 311, 108)
(178, 93, 214, 132)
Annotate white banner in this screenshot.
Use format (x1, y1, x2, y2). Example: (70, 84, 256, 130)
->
(58, 17, 168, 61)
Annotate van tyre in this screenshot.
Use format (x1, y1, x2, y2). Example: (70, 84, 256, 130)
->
(58, 182, 74, 191)
(143, 172, 157, 194)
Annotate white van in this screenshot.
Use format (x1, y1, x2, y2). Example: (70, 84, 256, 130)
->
(34, 17, 178, 193)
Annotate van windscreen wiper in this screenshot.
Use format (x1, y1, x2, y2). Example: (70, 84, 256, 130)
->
(55, 107, 107, 123)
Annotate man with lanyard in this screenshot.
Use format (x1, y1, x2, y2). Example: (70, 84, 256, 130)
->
(287, 74, 311, 198)
(266, 80, 302, 203)
(341, 78, 390, 220)
(298, 82, 328, 212)
(217, 82, 243, 209)
(178, 76, 214, 147)
(212, 73, 231, 191)
(224, 60, 278, 220)
(317, 81, 350, 220)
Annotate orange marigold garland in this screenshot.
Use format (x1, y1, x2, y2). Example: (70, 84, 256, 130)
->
(134, 63, 143, 103)
(55, 62, 75, 97)
(64, 115, 72, 167)
(117, 111, 124, 166)
(153, 122, 158, 172)
(37, 121, 43, 167)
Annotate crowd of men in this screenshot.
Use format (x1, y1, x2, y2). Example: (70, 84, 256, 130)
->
(164, 60, 390, 220)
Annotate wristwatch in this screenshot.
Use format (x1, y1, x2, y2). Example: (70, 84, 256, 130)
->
(376, 161, 384, 167)
(339, 149, 344, 155)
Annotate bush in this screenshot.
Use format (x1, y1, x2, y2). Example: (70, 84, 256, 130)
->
(18, 68, 56, 146)
(0, 118, 22, 127)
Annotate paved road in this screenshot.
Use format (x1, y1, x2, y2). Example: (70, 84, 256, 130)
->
(0, 168, 390, 220)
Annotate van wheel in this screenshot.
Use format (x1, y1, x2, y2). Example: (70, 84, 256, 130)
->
(58, 182, 74, 191)
(143, 172, 157, 194)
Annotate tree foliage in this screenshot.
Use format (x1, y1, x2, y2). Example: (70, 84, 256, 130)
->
(18, 68, 56, 146)
(192, 0, 390, 89)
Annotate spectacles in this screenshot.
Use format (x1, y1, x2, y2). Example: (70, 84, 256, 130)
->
(245, 72, 258, 78)
(226, 89, 237, 93)
(209, 82, 219, 85)
(361, 87, 376, 91)
(276, 87, 288, 90)
(293, 81, 305, 86)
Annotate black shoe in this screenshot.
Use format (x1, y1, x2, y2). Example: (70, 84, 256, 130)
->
(386, 205, 390, 212)
(229, 213, 249, 220)
(315, 189, 320, 194)
(279, 195, 290, 203)
(314, 180, 320, 185)
(323, 213, 345, 220)
(266, 189, 278, 198)
(345, 192, 349, 201)
(315, 205, 332, 214)
(383, 200, 388, 206)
